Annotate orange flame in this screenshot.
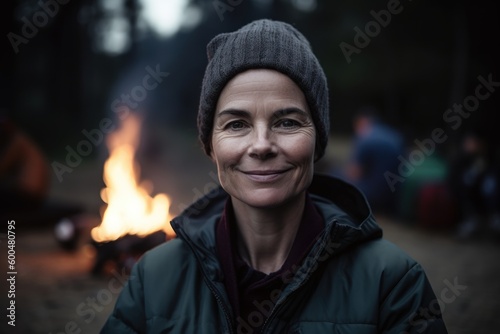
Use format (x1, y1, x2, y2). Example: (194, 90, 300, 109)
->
(91, 113, 174, 242)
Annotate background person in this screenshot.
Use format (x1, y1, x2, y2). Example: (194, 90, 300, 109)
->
(450, 131, 500, 239)
(343, 108, 405, 215)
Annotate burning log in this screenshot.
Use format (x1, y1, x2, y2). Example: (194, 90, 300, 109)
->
(91, 231, 168, 275)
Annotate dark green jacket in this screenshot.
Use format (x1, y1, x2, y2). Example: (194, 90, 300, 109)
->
(102, 174, 447, 333)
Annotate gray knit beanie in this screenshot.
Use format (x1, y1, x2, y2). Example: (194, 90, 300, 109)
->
(198, 19, 329, 160)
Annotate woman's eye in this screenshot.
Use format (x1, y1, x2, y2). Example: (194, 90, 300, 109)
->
(227, 121, 245, 130)
(277, 119, 299, 128)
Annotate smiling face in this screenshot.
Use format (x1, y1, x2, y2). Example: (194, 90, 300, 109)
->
(211, 69, 316, 210)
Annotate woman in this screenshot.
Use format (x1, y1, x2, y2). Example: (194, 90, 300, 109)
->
(102, 19, 447, 333)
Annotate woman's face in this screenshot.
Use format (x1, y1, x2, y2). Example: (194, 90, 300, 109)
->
(211, 69, 316, 209)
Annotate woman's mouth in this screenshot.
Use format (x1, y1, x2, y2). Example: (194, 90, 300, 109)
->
(241, 169, 290, 182)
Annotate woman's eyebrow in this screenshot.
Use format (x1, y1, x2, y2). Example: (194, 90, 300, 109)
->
(216, 107, 309, 120)
(216, 109, 250, 118)
(273, 108, 309, 118)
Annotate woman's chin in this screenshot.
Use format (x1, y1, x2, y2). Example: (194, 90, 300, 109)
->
(233, 188, 300, 209)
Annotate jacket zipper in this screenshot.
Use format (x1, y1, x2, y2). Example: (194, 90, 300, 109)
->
(172, 219, 235, 334)
(203, 277, 235, 334)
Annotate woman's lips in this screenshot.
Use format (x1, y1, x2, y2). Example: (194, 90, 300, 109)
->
(241, 169, 289, 182)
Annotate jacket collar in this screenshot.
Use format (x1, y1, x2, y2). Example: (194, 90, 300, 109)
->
(170, 173, 382, 259)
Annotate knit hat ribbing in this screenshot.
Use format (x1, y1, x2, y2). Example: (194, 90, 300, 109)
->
(198, 19, 330, 160)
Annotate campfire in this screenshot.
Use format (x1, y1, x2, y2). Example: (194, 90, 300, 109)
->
(91, 111, 175, 274)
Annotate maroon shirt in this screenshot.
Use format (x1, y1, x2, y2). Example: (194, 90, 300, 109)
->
(216, 194, 324, 333)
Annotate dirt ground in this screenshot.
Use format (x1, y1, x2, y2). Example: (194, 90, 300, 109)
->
(1, 131, 499, 333)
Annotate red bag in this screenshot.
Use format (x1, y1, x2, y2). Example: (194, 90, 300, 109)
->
(417, 183, 458, 229)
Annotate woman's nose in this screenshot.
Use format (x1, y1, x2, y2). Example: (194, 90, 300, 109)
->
(247, 125, 277, 160)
